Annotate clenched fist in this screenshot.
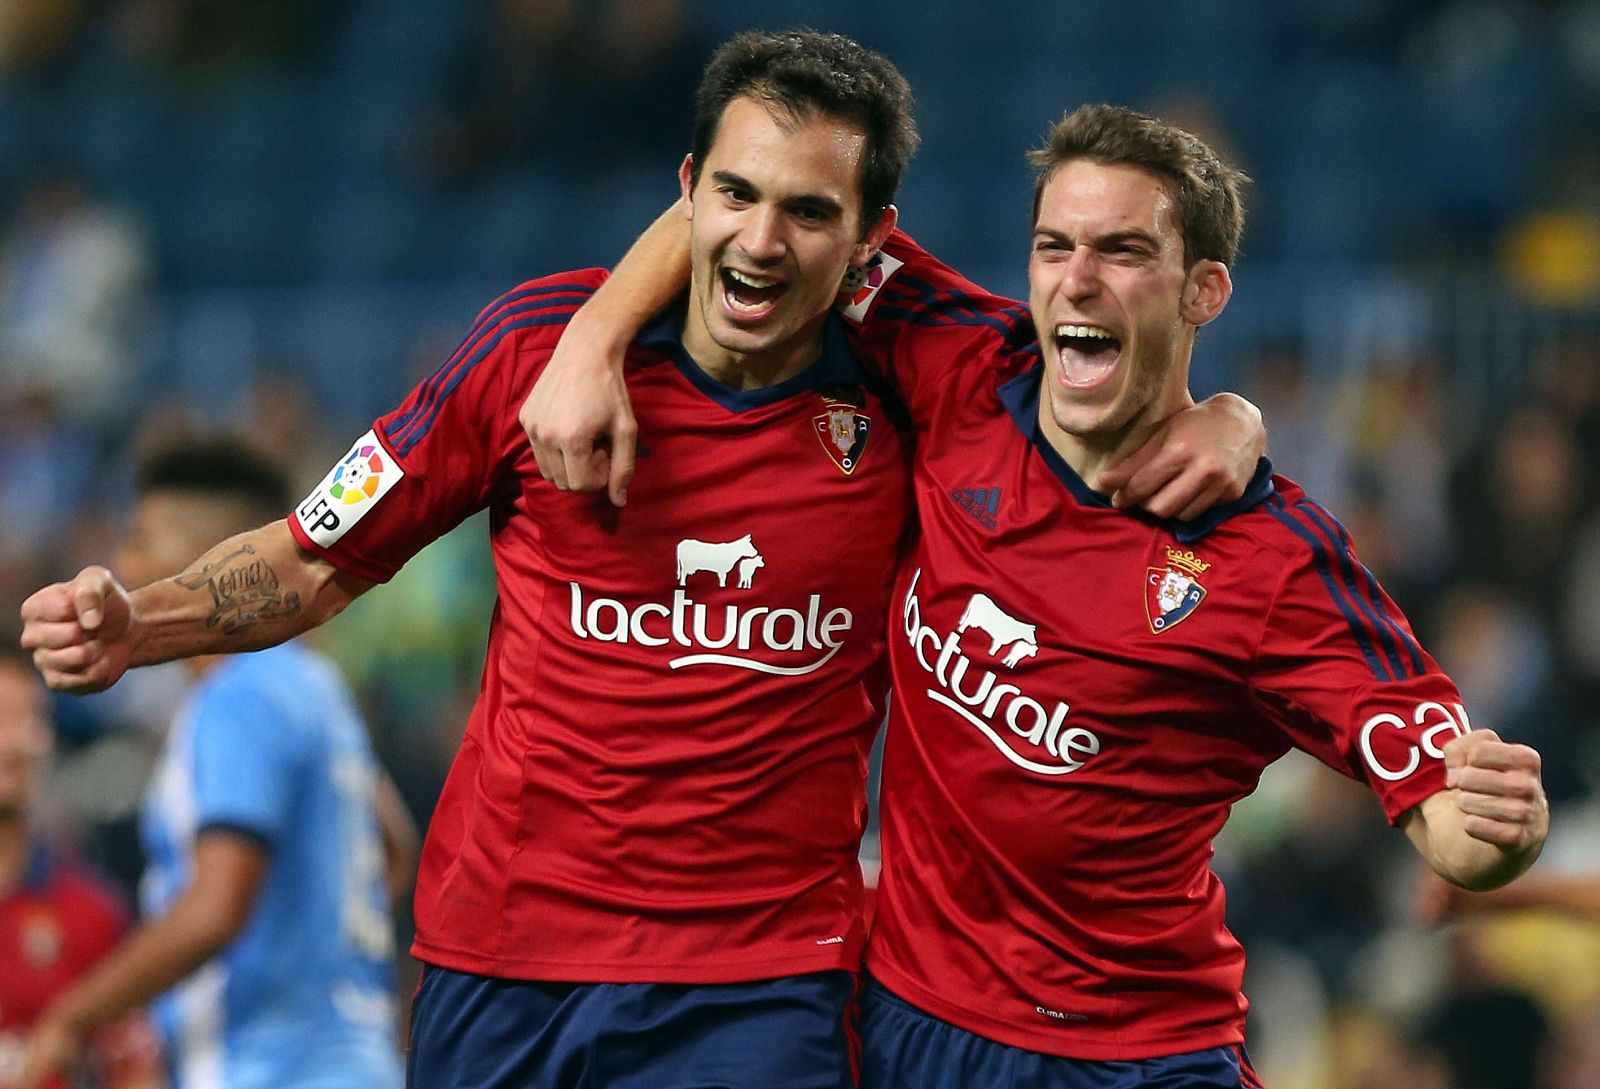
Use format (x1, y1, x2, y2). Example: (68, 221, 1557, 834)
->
(19, 566, 135, 694)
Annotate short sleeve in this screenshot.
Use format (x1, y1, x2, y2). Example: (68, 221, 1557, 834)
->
(1249, 497, 1462, 823)
(842, 229, 1035, 424)
(290, 273, 605, 581)
(187, 680, 304, 845)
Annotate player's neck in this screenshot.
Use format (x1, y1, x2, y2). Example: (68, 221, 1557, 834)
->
(1044, 390, 1197, 497)
(680, 312, 825, 391)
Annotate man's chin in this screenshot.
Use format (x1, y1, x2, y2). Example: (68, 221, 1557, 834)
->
(1045, 392, 1122, 440)
(707, 321, 782, 358)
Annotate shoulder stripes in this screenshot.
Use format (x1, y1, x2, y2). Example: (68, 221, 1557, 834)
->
(874, 272, 1035, 347)
(1265, 495, 1428, 682)
(385, 281, 597, 456)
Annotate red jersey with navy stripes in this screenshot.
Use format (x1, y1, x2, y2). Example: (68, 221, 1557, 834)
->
(288, 271, 912, 982)
(843, 232, 1459, 1060)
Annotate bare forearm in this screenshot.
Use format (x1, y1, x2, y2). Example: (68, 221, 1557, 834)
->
(574, 199, 691, 356)
(47, 836, 265, 1045)
(128, 521, 367, 666)
(376, 770, 419, 906)
(1424, 831, 1538, 892)
(47, 902, 234, 1037)
(1405, 789, 1545, 891)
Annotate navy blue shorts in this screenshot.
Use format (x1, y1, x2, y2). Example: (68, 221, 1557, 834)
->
(859, 979, 1264, 1089)
(407, 965, 860, 1089)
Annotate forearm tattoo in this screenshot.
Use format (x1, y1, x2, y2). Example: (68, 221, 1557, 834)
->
(175, 545, 302, 635)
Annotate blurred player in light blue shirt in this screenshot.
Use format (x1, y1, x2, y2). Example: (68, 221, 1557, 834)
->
(141, 642, 401, 1088)
(20, 437, 413, 1089)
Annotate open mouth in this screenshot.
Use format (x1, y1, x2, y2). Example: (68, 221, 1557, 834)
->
(720, 267, 788, 317)
(1054, 323, 1122, 390)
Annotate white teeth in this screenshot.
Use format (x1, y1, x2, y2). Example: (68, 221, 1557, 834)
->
(727, 268, 778, 288)
(1055, 324, 1115, 340)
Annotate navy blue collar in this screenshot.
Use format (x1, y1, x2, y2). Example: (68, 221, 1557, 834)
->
(637, 304, 869, 412)
(997, 363, 1275, 542)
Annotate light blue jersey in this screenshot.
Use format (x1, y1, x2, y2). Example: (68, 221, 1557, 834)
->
(140, 642, 404, 1089)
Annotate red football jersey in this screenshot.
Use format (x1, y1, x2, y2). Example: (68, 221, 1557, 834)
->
(289, 272, 912, 982)
(0, 843, 163, 1089)
(843, 232, 1460, 1060)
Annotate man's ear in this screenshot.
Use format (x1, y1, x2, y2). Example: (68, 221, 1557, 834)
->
(678, 154, 696, 217)
(852, 203, 899, 267)
(1181, 259, 1232, 327)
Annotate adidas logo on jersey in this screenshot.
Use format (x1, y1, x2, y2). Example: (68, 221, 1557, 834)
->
(950, 487, 1002, 530)
(568, 533, 854, 676)
(901, 569, 1101, 776)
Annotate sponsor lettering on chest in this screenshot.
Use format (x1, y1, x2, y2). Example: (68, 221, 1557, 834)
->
(567, 532, 855, 676)
(900, 569, 1102, 775)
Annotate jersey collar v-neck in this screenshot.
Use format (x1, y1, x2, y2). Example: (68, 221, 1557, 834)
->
(997, 362, 1275, 543)
(637, 306, 869, 412)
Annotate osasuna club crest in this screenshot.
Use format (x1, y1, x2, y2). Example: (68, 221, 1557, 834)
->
(812, 399, 871, 475)
(1145, 547, 1210, 633)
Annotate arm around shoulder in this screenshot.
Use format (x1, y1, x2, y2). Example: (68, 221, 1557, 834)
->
(520, 199, 691, 504)
(1100, 392, 1267, 520)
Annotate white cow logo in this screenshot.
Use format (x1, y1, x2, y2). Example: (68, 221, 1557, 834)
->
(958, 593, 1039, 668)
(736, 554, 765, 589)
(677, 534, 763, 589)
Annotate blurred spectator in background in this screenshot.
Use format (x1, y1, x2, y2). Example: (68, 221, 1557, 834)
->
(0, 173, 149, 425)
(0, 639, 164, 1089)
(1427, 583, 1585, 804)
(0, 0, 82, 76)
(1412, 765, 1600, 1089)
(423, 0, 695, 186)
(1421, 977, 1551, 1089)
(0, 173, 148, 612)
(1448, 402, 1586, 631)
(107, 0, 320, 81)
(0, 388, 97, 613)
(19, 438, 413, 1089)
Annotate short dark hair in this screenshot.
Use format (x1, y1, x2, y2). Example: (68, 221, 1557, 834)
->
(690, 29, 918, 236)
(136, 436, 292, 524)
(1028, 104, 1248, 267)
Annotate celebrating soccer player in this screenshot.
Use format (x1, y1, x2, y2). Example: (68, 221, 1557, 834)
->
(0, 642, 163, 1089)
(21, 33, 1266, 1089)
(524, 107, 1549, 1088)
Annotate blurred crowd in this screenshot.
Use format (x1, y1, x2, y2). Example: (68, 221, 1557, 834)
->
(1, 2, 1598, 1088)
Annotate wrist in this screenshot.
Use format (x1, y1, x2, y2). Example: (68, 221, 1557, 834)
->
(1442, 841, 1539, 892)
